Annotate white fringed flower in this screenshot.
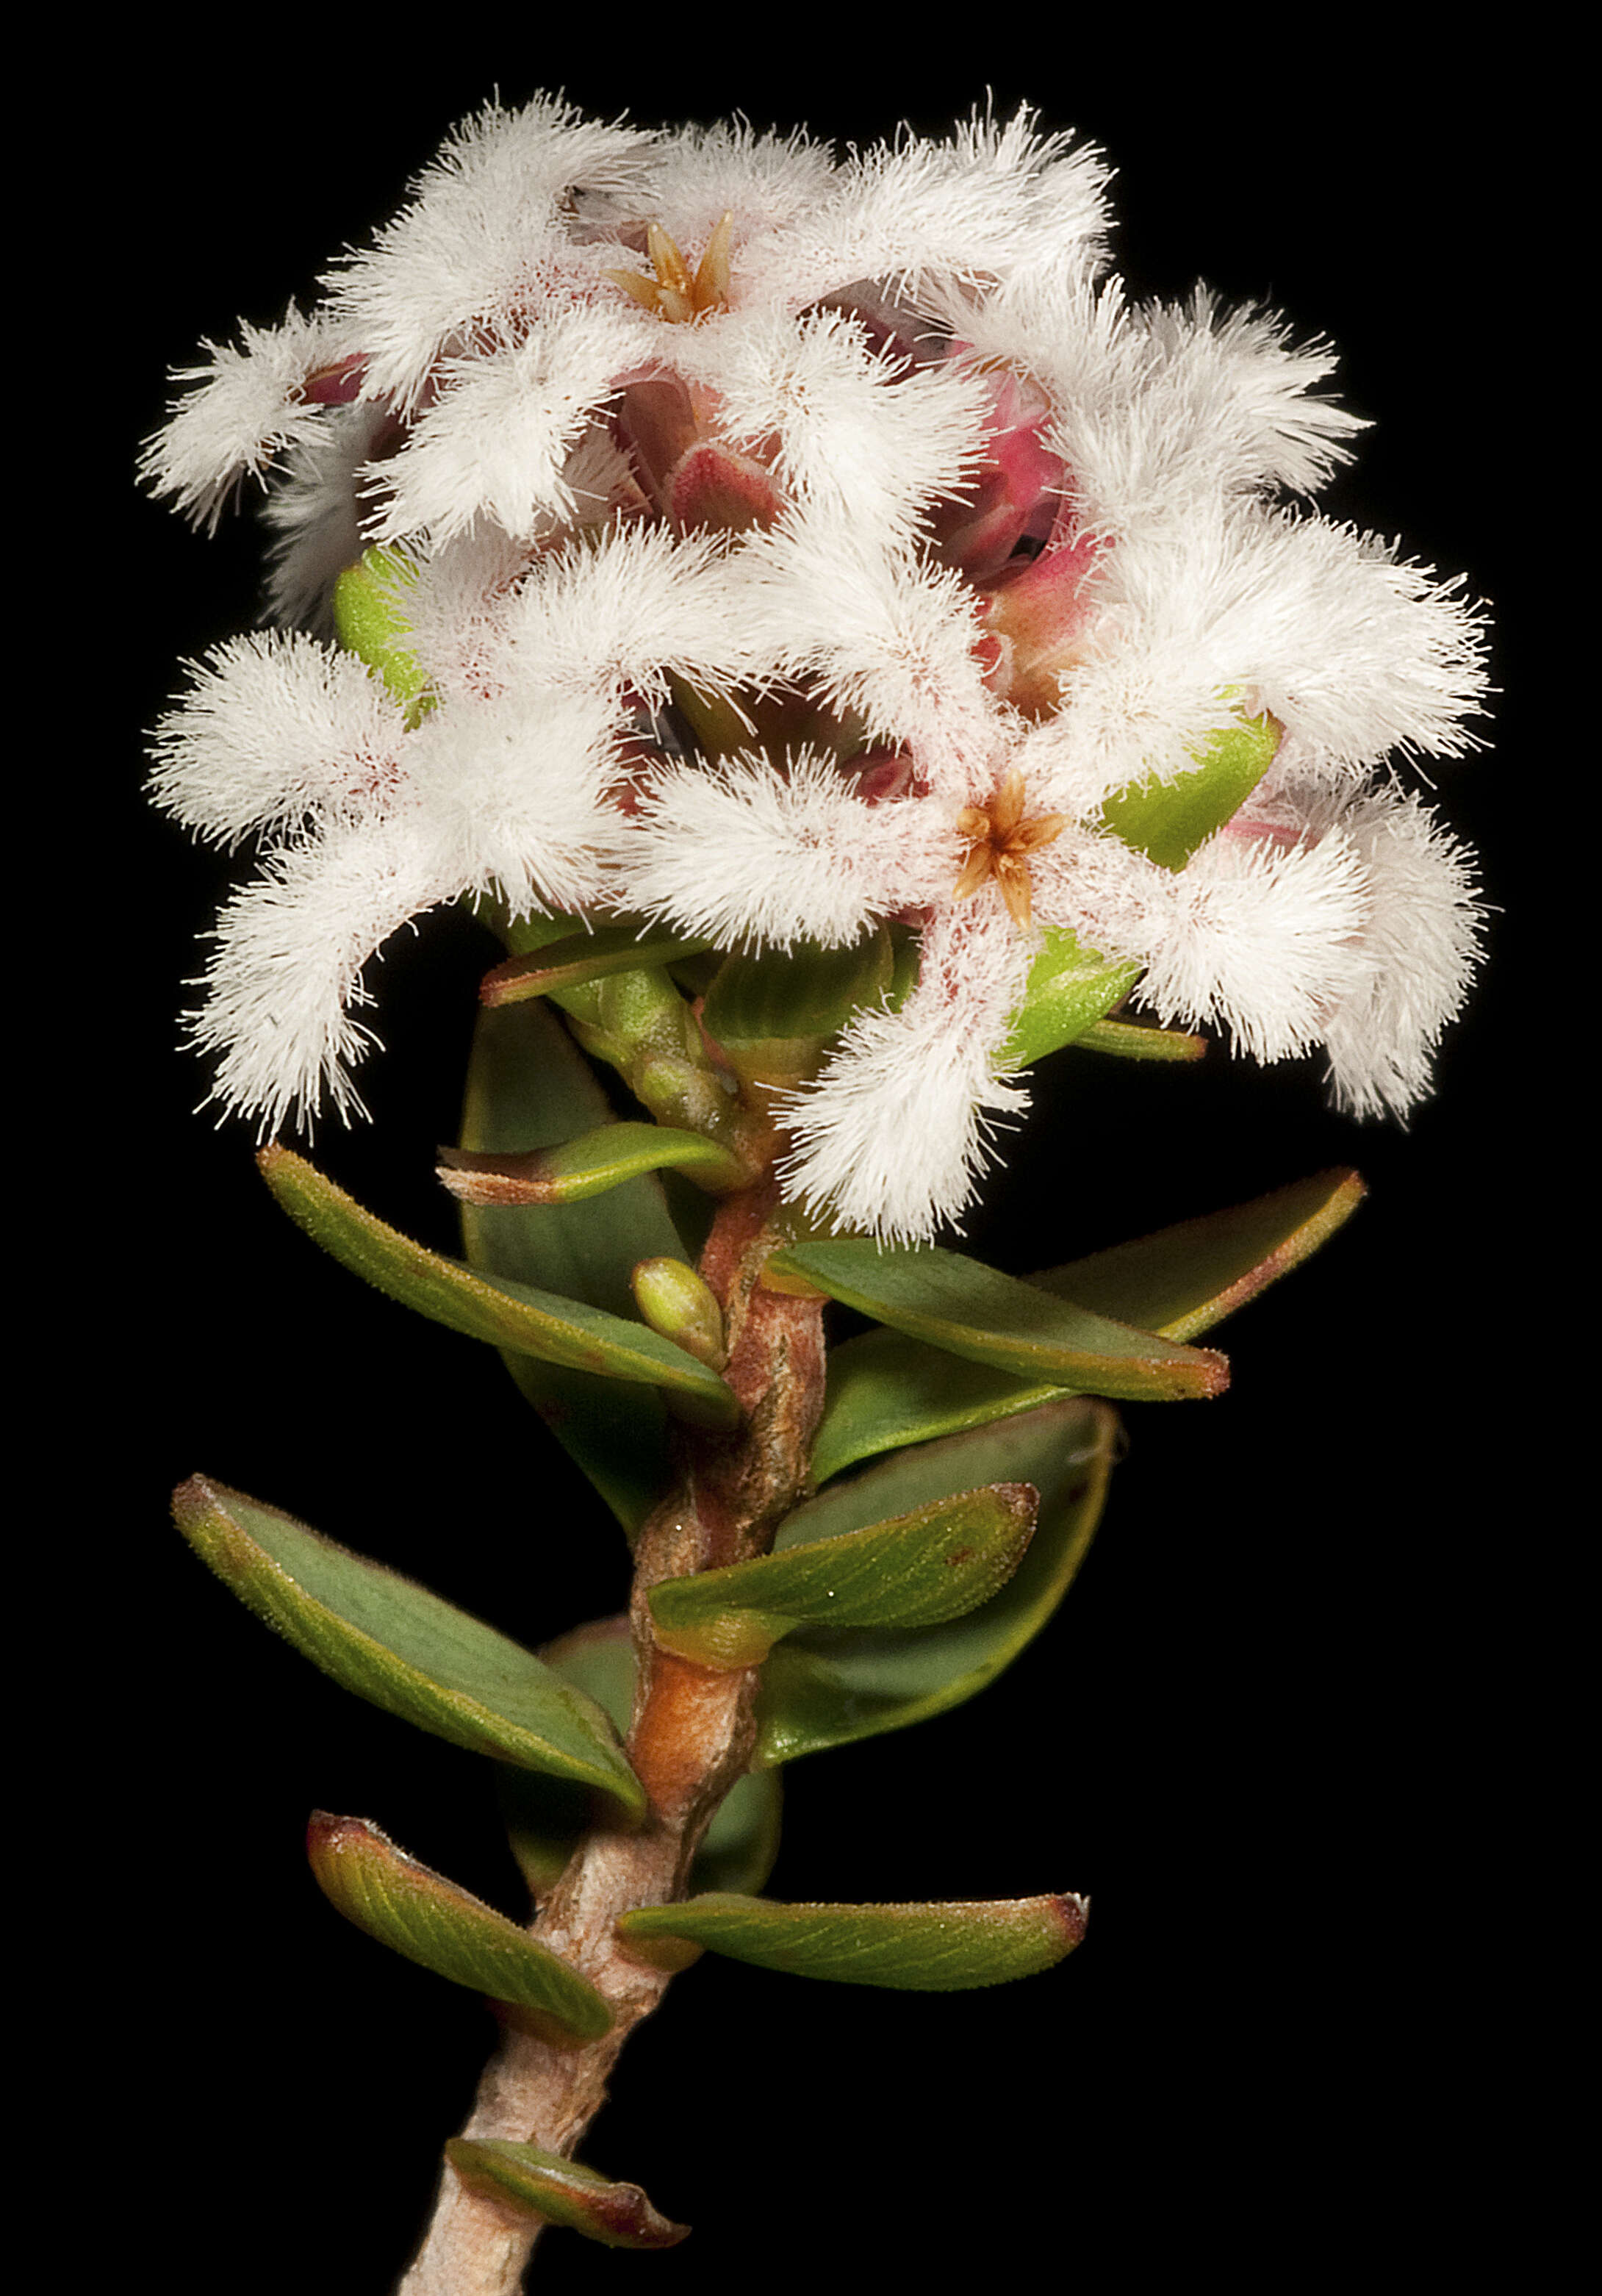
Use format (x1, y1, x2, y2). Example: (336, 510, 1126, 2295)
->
(147, 94, 1487, 1236)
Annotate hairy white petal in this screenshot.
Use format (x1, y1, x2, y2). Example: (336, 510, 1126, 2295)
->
(780, 910, 1032, 1243)
(499, 523, 755, 701)
(325, 95, 658, 405)
(149, 634, 407, 847)
(622, 753, 949, 947)
(748, 523, 1002, 787)
(1127, 828, 1373, 1062)
(403, 686, 624, 914)
(370, 306, 650, 542)
(680, 306, 991, 542)
(140, 306, 351, 534)
(749, 108, 1110, 309)
(262, 402, 398, 632)
(191, 814, 449, 1133)
(1316, 789, 1484, 1118)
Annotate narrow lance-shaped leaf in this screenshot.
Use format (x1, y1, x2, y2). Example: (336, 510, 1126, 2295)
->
(810, 1171, 1359, 1484)
(616, 1890, 1087, 1990)
(307, 1815, 611, 2042)
(1074, 1014, 1207, 1062)
(647, 1485, 1038, 1668)
(767, 1237, 1227, 1402)
(445, 2141, 689, 2250)
(439, 1122, 747, 1206)
(173, 1476, 647, 1818)
(259, 1144, 738, 1423)
(756, 1397, 1117, 1767)
(481, 923, 715, 1007)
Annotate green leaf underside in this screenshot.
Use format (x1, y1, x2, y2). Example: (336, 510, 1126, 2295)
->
(756, 1397, 1117, 1766)
(1030, 1166, 1365, 1341)
(703, 929, 893, 1060)
(445, 1122, 744, 1204)
(617, 1890, 1086, 1990)
(648, 1485, 1036, 1668)
(1099, 708, 1282, 871)
(481, 925, 715, 1005)
(1075, 1014, 1207, 1061)
(259, 1141, 736, 1416)
(172, 1477, 645, 1818)
(446, 2141, 689, 2248)
(811, 1170, 1360, 1483)
(501, 1619, 783, 1898)
(766, 1239, 1226, 1402)
(307, 1815, 610, 2040)
(999, 928, 1141, 1068)
(459, 1000, 688, 1532)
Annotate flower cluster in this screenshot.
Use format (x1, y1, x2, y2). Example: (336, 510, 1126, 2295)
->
(145, 96, 1486, 1242)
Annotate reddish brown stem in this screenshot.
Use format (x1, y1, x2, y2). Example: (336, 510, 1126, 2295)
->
(396, 1182, 825, 2295)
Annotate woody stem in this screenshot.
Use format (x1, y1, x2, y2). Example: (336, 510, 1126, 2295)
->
(395, 1178, 825, 2295)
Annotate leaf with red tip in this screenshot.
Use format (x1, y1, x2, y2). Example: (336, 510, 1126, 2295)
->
(307, 1815, 611, 2041)
(439, 1122, 746, 1205)
(479, 925, 714, 1006)
(616, 1890, 1087, 1990)
(766, 1238, 1227, 1403)
(810, 1171, 1359, 1484)
(445, 2140, 689, 2247)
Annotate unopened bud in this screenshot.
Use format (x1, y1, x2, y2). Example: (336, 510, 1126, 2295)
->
(631, 1258, 725, 1371)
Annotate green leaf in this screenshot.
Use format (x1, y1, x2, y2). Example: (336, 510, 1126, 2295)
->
(1099, 707, 1281, 871)
(1030, 1166, 1366, 1341)
(811, 1330, 1073, 1488)
(172, 1476, 646, 1818)
(499, 1618, 783, 1898)
(647, 1485, 1037, 1668)
(259, 1141, 737, 1425)
(702, 929, 894, 1088)
(1074, 1015, 1207, 1062)
(457, 1000, 686, 1532)
(766, 1238, 1227, 1402)
(445, 2141, 689, 2248)
(755, 1397, 1117, 1766)
(306, 1814, 611, 2042)
(998, 928, 1141, 1068)
(810, 1170, 1361, 1482)
(480, 924, 715, 1006)
(439, 1122, 747, 1205)
(616, 1890, 1086, 1990)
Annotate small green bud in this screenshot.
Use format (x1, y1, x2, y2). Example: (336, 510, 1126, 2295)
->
(631, 1257, 726, 1371)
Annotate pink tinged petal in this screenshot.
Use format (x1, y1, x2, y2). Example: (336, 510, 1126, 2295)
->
(933, 367, 1070, 582)
(979, 529, 1102, 714)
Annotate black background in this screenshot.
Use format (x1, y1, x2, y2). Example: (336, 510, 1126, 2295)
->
(93, 29, 1538, 2291)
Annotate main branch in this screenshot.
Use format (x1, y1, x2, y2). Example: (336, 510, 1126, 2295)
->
(398, 1181, 825, 2294)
